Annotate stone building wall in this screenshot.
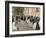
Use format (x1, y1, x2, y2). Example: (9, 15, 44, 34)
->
(23, 7, 40, 17)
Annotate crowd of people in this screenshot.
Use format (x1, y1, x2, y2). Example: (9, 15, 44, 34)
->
(12, 16, 40, 31)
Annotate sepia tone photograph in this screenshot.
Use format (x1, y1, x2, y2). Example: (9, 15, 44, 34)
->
(5, 1, 45, 37)
(12, 7, 40, 31)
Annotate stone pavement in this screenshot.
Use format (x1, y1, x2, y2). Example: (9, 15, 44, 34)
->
(12, 20, 33, 31)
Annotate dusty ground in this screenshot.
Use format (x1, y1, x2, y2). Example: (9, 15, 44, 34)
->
(12, 20, 33, 31)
